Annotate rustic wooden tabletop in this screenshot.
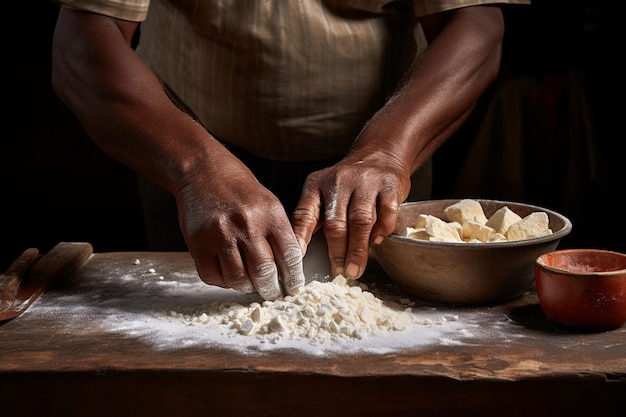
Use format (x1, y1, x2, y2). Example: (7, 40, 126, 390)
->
(1, 251, 624, 417)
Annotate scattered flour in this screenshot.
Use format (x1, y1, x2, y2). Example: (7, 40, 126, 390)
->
(21, 257, 517, 356)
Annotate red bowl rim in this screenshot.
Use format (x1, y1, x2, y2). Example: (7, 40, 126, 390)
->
(536, 249, 626, 277)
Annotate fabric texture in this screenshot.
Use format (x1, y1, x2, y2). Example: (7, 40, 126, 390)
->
(54, 0, 529, 161)
(52, 0, 529, 249)
(52, 0, 148, 21)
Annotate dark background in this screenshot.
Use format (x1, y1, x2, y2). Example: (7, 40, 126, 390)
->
(1, 0, 624, 269)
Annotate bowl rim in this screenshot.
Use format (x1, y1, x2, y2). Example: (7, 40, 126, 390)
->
(387, 198, 572, 248)
(536, 248, 626, 276)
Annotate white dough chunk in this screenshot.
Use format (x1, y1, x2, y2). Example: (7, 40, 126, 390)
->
(486, 206, 523, 235)
(505, 212, 553, 241)
(462, 220, 496, 242)
(488, 232, 508, 242)
(423, 215, 463, 242)
(414, 214, 428, 229)
(444, 199, 488, 225)
(406, 228, 431, 241)
(404, 200, 555, 244)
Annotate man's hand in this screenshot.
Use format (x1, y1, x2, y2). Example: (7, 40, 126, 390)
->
(291, 6, 505, 281)
(52, 9, 305, 300)
(176, 152, 305, 300)
(292, 153, 410, 280)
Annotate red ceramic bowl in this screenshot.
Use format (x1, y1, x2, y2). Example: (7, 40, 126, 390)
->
(535, 249, 626, 331)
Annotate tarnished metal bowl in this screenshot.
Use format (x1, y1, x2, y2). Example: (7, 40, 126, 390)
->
(371, 199, 572, 305)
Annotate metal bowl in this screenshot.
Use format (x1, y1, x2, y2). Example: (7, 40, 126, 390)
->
(371, 199, 572, 305)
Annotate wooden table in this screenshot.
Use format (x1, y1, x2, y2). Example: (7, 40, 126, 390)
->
(1, 251, 624, 417)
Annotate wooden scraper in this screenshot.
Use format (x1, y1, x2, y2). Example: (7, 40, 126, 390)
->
(0, 242, 93, 321)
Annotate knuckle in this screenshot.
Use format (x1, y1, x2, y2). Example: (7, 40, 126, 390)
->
(223, 271, 255, 293)
(292, 207, 316, 223)
(253, 261, 277, 279)
(282, 247, 303, 268)
(374, 209, 398, 236)
(349, 207, 375, 227)
(349, 246, 370, 262)
(265, 200, 288, 217)
(323, 219, 347, 238)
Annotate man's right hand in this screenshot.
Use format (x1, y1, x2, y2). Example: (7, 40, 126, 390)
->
(174, 149, 305, 300)
(52, 8, 304, 300)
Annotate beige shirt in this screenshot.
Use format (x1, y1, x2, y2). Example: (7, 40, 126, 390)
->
(55, 0, 530, 161)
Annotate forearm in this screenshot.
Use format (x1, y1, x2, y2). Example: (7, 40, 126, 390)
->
(349, 6, 504, 176)
(51, 8, 224, 195)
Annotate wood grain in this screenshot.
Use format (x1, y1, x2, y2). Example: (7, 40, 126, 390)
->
(0, 250, 624, 417)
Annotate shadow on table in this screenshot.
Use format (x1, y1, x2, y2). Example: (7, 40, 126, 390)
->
(506, 303, 619, 335)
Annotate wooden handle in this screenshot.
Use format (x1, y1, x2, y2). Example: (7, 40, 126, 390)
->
(0, 248, 39, 312)
(0, 242, 93, 320)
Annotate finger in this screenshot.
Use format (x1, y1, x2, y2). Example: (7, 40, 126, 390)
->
(370, 186, 401, 245)
(343, 191, 377, 280)
(322, 189, 350, 279)
(270, 231, 305, 296)
(218, 240, 256, 293)
(243, 238, 283, 301)
(194, 253, 227, 289)
(291, 178, 322, 256)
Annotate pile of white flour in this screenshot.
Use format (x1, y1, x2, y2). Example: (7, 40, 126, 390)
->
(169, 275, 453, 345)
